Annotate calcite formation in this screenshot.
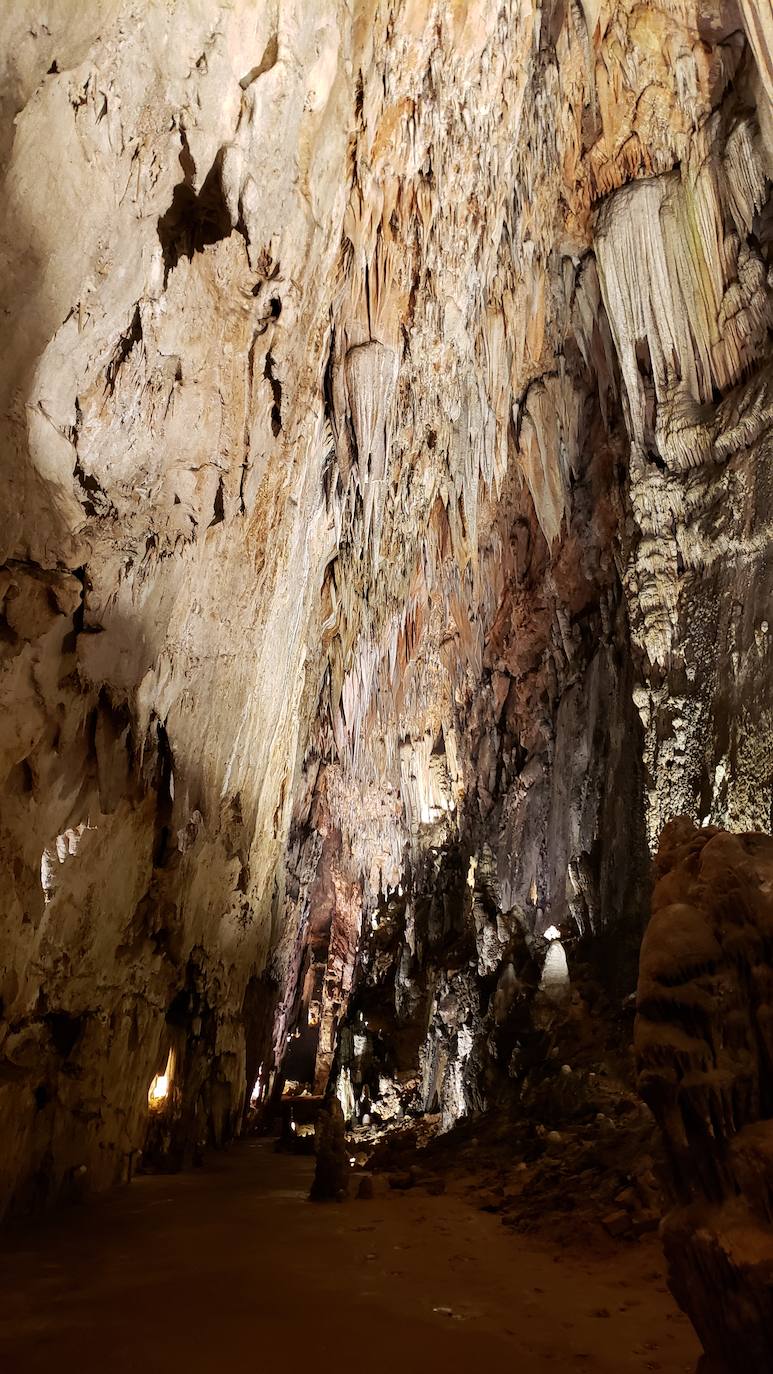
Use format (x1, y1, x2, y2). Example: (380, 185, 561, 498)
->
(0, 0, 771, 1248)
(334, 844, 545, 1132)
(636, 818, 773, 1373)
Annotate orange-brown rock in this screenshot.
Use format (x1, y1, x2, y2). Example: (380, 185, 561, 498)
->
(636, 818, 773, 1373)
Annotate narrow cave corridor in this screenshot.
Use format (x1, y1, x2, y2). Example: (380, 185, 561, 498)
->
(1, 2, 773, 1371)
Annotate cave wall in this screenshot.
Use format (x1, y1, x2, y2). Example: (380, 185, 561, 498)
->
(1, 1, 772, 1212)
(0, 0, 357, 1213)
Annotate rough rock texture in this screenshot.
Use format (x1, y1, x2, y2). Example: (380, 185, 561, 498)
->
(309, 1097, 350, 1201)
(334, 843, 547, 1130)
(636, 818, 773, 1374)
(0, 0, 772, 1221)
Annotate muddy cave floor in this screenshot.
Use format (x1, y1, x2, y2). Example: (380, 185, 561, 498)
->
(0, 1140, 699, 1374)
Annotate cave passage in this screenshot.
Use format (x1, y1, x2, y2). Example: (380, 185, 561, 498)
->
(0, 1140, 698, 1374)
(2, 3, 773, 1371)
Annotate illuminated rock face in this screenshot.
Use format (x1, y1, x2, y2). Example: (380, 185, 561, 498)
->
(333, 847, 545, 1132)
(636, 818, 773, 1373)
(0, 1, 772, 1215)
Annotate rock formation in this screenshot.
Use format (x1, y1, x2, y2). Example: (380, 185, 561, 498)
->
(636, 818, 773, 1373)
(309, 1097, 350, 1202)
(0, 0, 771, 1284)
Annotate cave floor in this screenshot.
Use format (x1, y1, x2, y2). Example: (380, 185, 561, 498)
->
(0, 1140, 699, 1373)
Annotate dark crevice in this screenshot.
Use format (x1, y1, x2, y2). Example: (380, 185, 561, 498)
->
(44, 1012, 85, 1060)
(157, 151, 237, 283)
(264, 351, 283, 437)
(61, 567, 86, 654)
(240, 331, 260, 514)
(208, 475, 225, 527)
(321, 328, 338, 501)
(104, 307, 143, 396)
(322, 327, 336, 430)
(354, 70, 364, 121)
(178, 127, 196, 185)
(73, 454, 109, 519)
(151, 720, 175, 868)
(34, 1084, 51, 1111)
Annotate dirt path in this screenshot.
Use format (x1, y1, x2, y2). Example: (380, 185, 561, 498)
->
(0, 1141, 699, 1373)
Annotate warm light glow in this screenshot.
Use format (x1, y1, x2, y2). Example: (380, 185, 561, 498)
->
(149, 1073, 169, 1102)
(249, 1064, 264, 1106)
(148, 1049, 174, 1106)
(543, 924, 561, 941)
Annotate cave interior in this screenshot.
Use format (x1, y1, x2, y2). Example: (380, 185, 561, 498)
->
(1, 3, 773, 1372)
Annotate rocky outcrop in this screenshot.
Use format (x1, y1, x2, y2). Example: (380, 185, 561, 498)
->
(636, 818, 773, 1373)
(0, 1, 772, 1218)
(332, 844, 546, 1132)
(309, 1097, 350, 1201)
